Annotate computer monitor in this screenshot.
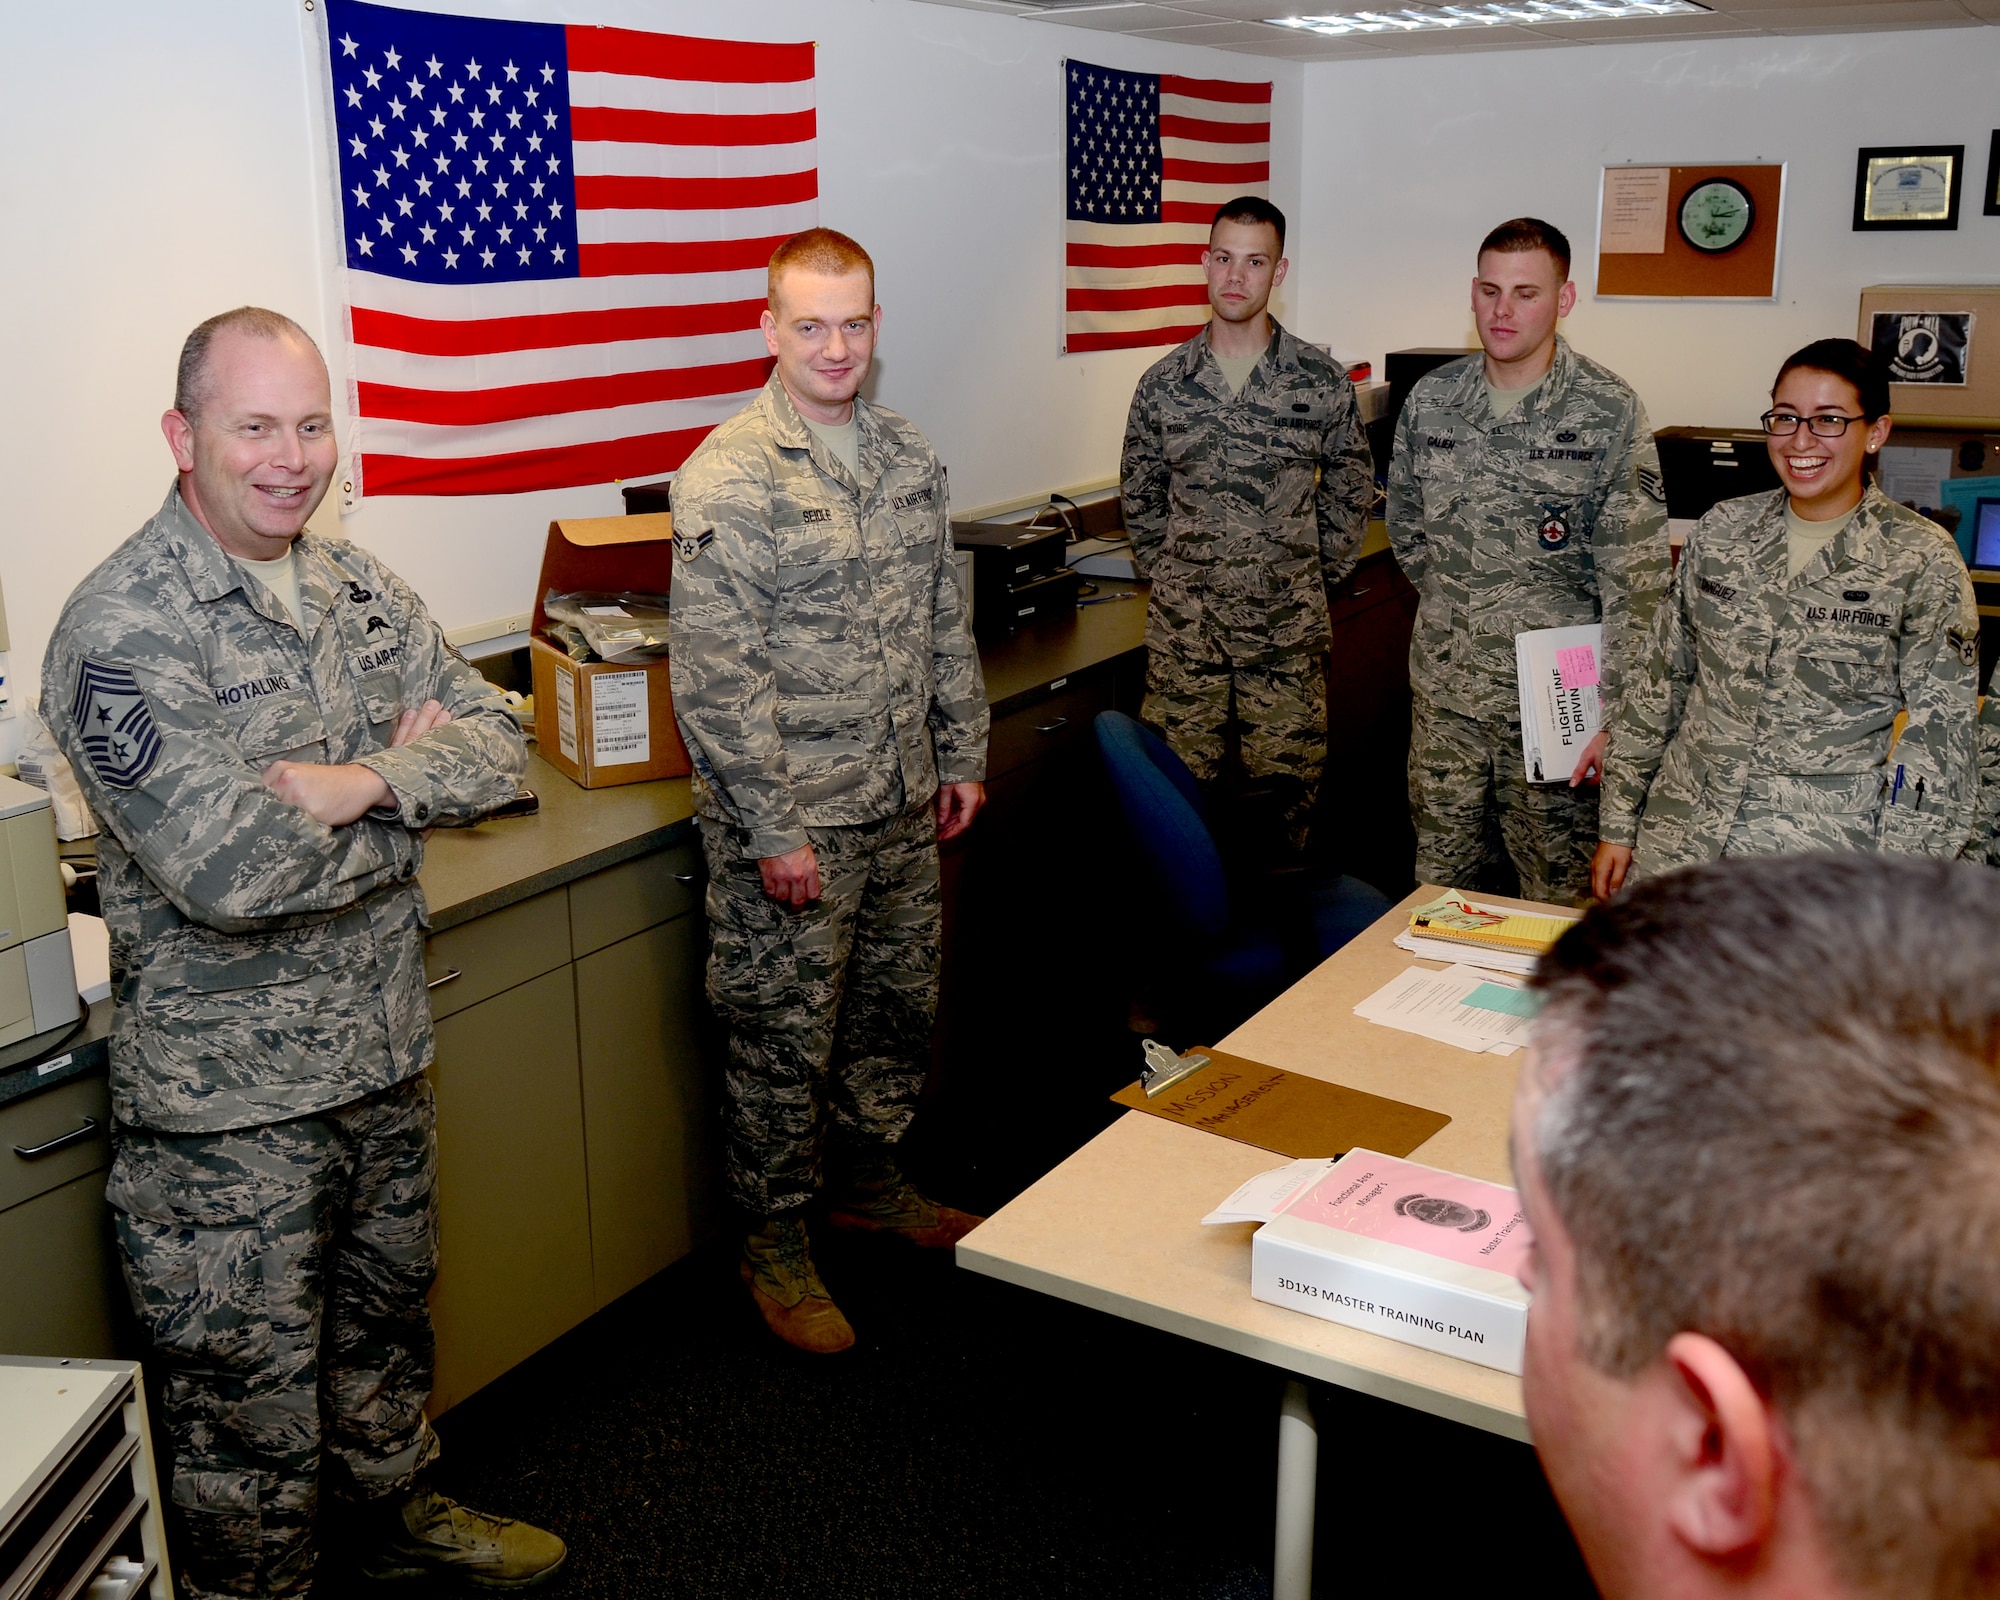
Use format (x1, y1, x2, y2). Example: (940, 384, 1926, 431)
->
(1973, 498, 2000, 570)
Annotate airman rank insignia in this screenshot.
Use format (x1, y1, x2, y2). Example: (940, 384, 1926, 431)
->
(1638, 467, 1667, 504)
(674, 526, 714, 563)
(1537, 506, 1572, 550)
(1948, 627, 1978, 667)
(71, 659, 161, 790)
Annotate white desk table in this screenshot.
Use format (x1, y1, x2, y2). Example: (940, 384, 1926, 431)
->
(957, 887, 1550, 1598)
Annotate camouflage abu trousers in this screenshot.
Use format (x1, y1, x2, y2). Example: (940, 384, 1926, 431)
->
(1141, 649, 1327, 855)
(105, 1075, 440, 1600)
(700, 800, 942, 1217)
(1409, 694, 1597, 906)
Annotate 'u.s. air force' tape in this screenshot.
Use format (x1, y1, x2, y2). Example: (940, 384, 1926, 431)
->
(71, 659, 162, 789)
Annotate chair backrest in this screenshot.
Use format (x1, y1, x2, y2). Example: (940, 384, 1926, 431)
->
(1093, 711, 1229, 941)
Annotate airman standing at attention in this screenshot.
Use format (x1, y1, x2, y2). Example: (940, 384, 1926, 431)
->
(1120, 195, 1374, 860)
(1389, 217, 1668, 903)
(41, 308, 560, 1597)
(669, 228, 989, 1355)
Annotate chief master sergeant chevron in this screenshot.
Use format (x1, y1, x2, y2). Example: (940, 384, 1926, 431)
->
(1388, 218, 1668, 903)
(669, 228, 990, 1356)
(41, 308, 563, 1597)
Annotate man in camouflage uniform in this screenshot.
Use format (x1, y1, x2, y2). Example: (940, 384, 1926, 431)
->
(1964, 689, 2000, 865)
(1120, 195, 1373, 859)
(41, 309, 560, 1597)
(1388, 218, 1667, 903)
(1599, 342, 1977, 883)
(669, 229, 989, 1355)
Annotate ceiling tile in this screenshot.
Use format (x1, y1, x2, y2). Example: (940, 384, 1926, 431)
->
(1752, 2, 1973, 25)
(1030, 3, 1210, 30)
(1131, 20, 1306, 41)
(1529, 12, 1760, 37)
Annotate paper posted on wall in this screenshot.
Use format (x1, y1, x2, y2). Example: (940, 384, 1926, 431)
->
(1517, 624, 1603, 784)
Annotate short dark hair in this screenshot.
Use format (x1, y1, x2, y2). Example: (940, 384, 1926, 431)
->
(1477, 217, 1571, 283)
(174, 307, 318, 422)
(1776, 337, 1892, 423)
(1211, 195, 1285, 254)
(1528, 854, 2000, 1600)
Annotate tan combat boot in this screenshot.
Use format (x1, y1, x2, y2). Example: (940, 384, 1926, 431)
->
(827, 1157, 984, 1249)
(741, 1213, 856, 1354)
(357, 1487, 567, 1589)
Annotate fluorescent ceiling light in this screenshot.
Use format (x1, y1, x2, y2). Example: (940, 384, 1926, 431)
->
(1267, 1, 1710, 34)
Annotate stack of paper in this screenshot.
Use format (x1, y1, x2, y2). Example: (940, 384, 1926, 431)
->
(1353, 964, 1537, 1055)
(1395, 893, 1577, 975)
(1202, 1157, 1340, 1226)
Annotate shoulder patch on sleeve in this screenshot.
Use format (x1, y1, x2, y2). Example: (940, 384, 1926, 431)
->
(1948, 627, 1979, 668)
(1638, 467, 1667, 505)
(70, 660, 162, 789)
(673, 526, 714, 563)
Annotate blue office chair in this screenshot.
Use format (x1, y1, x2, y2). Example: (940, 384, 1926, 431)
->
(1094, 710, 1391, 1034)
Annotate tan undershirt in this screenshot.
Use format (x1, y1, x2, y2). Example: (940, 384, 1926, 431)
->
(1785, 502, 1855, 579)
(235, 547, 304, 631)
(1213, 349, 1262, 397)
(1485, 371, 1547, 420)
(802, 413, 860, 479)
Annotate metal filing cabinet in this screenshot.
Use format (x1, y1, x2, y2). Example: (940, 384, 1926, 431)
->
(0, 1355, 173, 1600)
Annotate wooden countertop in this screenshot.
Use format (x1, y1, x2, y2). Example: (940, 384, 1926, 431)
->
(957, 884, 1543, 1443)
(420, 584, 1155, 930)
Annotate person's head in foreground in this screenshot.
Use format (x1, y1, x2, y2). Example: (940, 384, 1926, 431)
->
(1516, 852, 2000, 1600)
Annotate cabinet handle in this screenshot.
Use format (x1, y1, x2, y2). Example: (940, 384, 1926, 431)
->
(426, 967, 463, 991)
(673, 872, 699, 884)
(1034, 716, 1070, 735)
(15, 1116, 101, 1160)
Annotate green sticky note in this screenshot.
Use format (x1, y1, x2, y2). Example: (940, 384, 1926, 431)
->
(1464, 982, 1538, 1019)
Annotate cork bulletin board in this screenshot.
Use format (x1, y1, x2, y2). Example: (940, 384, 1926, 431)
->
(1595, 163, 1785, 300)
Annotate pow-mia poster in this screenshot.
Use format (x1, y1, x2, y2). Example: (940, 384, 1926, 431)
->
(1871, 311, 1973, 385)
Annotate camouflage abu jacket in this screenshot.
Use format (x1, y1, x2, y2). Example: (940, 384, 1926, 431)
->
(41, 485, 525, 1133)
(1387, 336, 1669, 723)
(668, 373, 989, 859)
(1601, 485, 1978, 874)
(1119, 319, 1373, 667)
(1966, 691, 2000, 866)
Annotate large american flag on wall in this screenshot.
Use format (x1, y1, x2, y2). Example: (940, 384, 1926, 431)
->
(319, 0, 812, 499)
(1063, 60, 1270, 355)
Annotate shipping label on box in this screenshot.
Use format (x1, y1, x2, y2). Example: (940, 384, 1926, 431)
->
(1248, 1148, 1531, 1373)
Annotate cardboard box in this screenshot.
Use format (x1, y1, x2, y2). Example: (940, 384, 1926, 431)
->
(1249, 1148, 1531, 1374)
(530, 513, 692, 788)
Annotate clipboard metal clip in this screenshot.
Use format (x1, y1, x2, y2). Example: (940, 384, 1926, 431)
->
(1139, 1039, 1211, 1098)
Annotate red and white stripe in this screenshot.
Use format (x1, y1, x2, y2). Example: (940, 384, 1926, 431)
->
(345, 28, 812, 498)
(1064, 74, 1270, 356)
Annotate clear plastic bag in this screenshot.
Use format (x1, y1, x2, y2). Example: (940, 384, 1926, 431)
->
(14, 707, 98, 840)
(541, 591, 671, 663)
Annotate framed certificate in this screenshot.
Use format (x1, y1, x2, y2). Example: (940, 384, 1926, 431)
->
(1853, 146, 1963, 230)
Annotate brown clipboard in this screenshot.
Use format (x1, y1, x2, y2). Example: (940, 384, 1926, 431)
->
(1111, 1047, 1450, 1160)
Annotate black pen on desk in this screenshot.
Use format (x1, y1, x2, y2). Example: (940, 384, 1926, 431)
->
(1078, 591, 1138, 606)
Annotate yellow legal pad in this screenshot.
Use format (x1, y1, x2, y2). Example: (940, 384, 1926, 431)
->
(1407, 894, 1577, 957)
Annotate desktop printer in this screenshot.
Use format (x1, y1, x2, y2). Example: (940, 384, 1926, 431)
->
(0, 774, 78, 1046)
(1653, 426, 1783, 521)
(951, 519, 1079, 636)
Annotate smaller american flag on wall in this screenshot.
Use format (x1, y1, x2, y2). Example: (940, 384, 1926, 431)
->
(1062, 59, 1271, 355)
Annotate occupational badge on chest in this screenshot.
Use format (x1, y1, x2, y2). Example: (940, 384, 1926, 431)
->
(1537, 505, 1572, 551)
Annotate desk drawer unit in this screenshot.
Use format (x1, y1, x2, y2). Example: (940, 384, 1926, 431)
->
(567, 835, 704, 959)
(0, 1073, 112, 1215)
(423, 886, 572, 1021)
(986, 674, 1116, 781)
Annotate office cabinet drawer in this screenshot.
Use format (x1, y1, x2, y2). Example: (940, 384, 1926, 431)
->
(0, 1170, 125, 1359)
(423, 887, 571, 1021)
(568, 836, 704, 959)
(1326, 549, 1415, 632)
(986, 674, 1115, 781)
(0, 1073, 112, 1214)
